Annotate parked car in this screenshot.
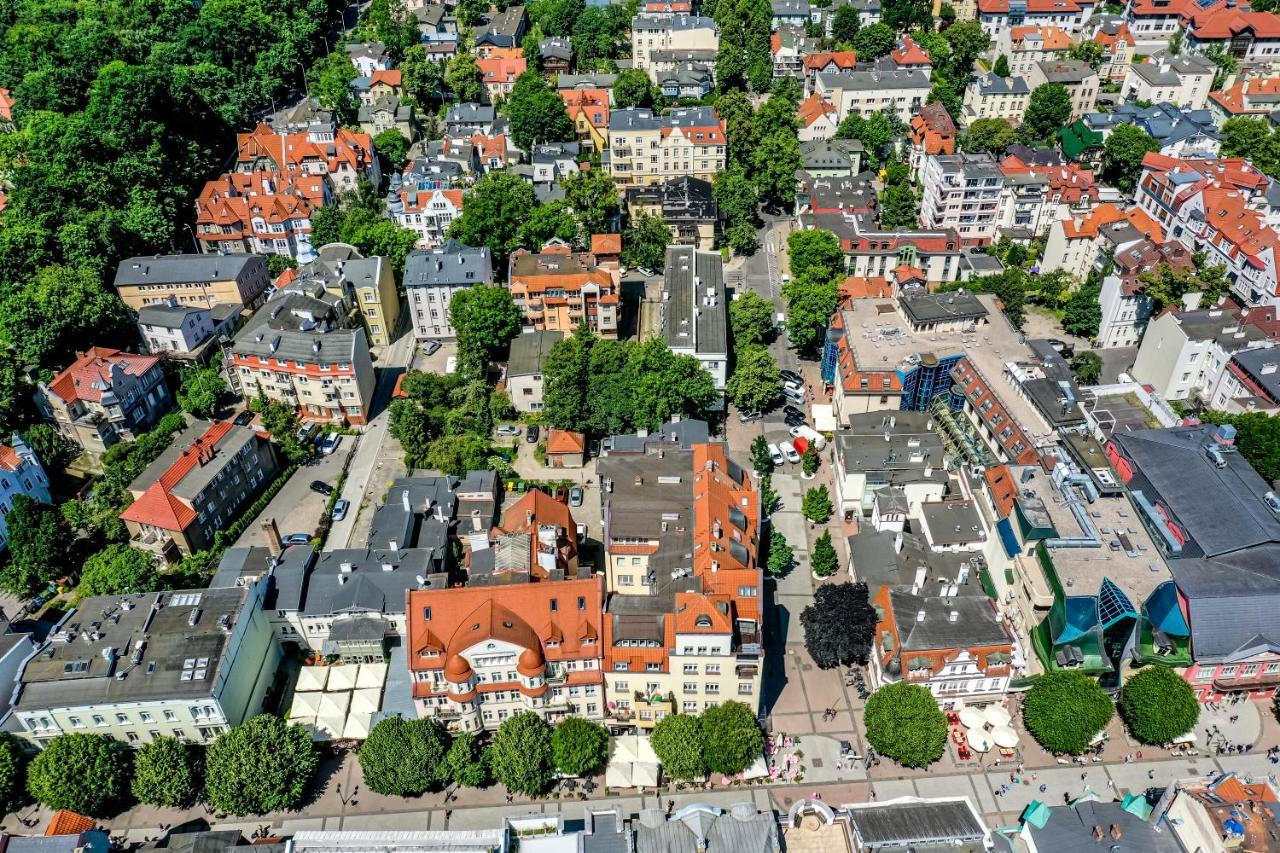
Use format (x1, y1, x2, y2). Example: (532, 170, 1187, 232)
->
(638, 267, 655, 277)
(738, 409, 763, 423)
(789, 424, 827, 450)
(784, 410, 807, 428)
(783, 404, 806, 421)
(783, 386, 805, 404)
(497, 424, 522, 436)
(296, 422, 318, 444)
(318, 433, 341, 455)
(768, 443, 785, 467)
(779, 369, 803, 387)
(233, 410, 255, 427)
(331, 499, 350, 521)
(525, 425, 540, 443)
(421, 339, 442, 356)
(310, 480, 334, 496)
(283, 533, 311, 546)
(569, 486, 584, 507)
(783, 379, 804, 396)
(780, 441, 801, 463)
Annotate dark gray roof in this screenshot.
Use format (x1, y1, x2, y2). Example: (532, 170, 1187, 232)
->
(1018, 797, 1180, 853)
(632, 14, 715, 30)
(899, 291, 988, 326)
(302, 549, 447, 617)
(557, 73, 618, 90)
(582, 809, 632, 853)
(8, 833, 111, 853)
(633, 803, 778, 853)
(404, 240, 493, 289)
(137, 301, 210, 327)
(232, 290, 359, 363)
(975, 73, 1030, 95)
(920, 499, 985, 547)
(211, 546, 275, 590)
(153, 830, 247, 853)
(368, 476, 459, 551)
(834, 412, 947, 490)
(445, 103, 494, 125)
(541, 36, 572, 60)
(1035, 59, 1096, 84)
(507, 330, 564, 378)
(818, 68, 930, 91)
(1171, 544, 1280, 661)
(800, 140, 859, 170)
(889, 588, 1010, 651)
(663, 246, 726, 357)
(1173, 308, 1268, 349)
(1230, 346, 1280, 403)
(848, 799, 986, 848)
(358, 95, 412, 123)
(650, 48, 718, 64)
(115, 254, 263, 288)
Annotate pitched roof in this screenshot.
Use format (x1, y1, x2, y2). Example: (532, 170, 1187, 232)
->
(547, 429, 586, 454)
(0, 87, 13, 123)
(1210, 77, 1280, 115)
(803, 51, 859, 72)
(477, 52, 527, 84)
(1190, 9, 1280, 39)
(46, 348, 160, 405)
(45, 811, 94, 837)
(591, 233, 622, 255)
(1010, 25, 1073, 50)
(890, 34, 932, 66)
(235, 123, 374, 174)
(120, 420, 241, 532)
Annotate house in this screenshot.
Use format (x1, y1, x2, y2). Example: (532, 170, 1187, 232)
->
(654, 62, 715, 99)
(606, 107, 726, 188)
(771, 25, 816, 80)
(996, 155, 1099, 235)
(11, 582, 280, 748)
(822, 0, 882, 31)
(1000, 26, 1073, 78)
(546, 429, 587, 468)
(1130, 306, 1268, 402)
(474, 5, 528, 52)
(229, 288, 376, 424)
(920, 153, 1004, 247)
(234, 122, 379, 193)
(1041, 202, 1162, 279)
(1209, 76, 1280, 123)
(1096, 239, 1193, 349)
(506, 330, 563, 413)
(626, 176, 720, 250)
(799, 139, 863, 178)
(385, 186, 464, 248)
(560, 89, 610, 150)
(346, 42, 391, 76)
(113, 254, 271, 313)
(962, 73, 1030, 124)
(444, 103, 496, 135)
(120, 419, 282, 557)
(540, 37, 572, 73)
(630, 15, 718, 72)
(832, 412, 949, 518)
(847, 799, 991, 850)
(803, 213, 968, 284)
(477, 50, 527, 102)
(298, 245, 402, 348)
(1073, 103, 1221, 160)
(1122, 52, 1215, 109)
(358, 95, 414, 139)
(1001, 794, 1181, 851)
(36, 348, 171, 452)
(976, 0, 1096, 41)
(890, 34, 933, 70)
(507, 240, 620, 340)
(771, 0, 811, 27)
(1091, 20, 1135, 81)
(1186, 9, 1280, 63)
(663, 246, 728, 392)
(1027, 60, 1099, 120)
(136, 298, 239, 358)
(797, 93, 839, 142)
(908, 102, 957, 181)
(404, 240, 493, 340)
(814, 69, 932, 124)
(0, 437, 51, 552)
(802, 51, 859, 86)
(591, 233, 622, 268)
(194, 171, 329, 263)
(556, 73, 619, 91)
(413, 4, 458, 51)
(350, 69, 404, 107)
(598, 435, 762, 729)
(1207, 344, 1280, 414)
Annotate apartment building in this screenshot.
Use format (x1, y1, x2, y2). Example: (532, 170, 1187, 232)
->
(12, 583, 279, 748)
(386, 187, 464, 249)
(120, 419, 281, 557)
(813, 69, 932, 124)
(507, 243, 620, 337)
(1186, 9, 1280, 62)
(1072, 103, 1221, 160)
(136, 299, 239, 357)
(281, 247, 400, 348)
(1206, 345, 1280, 413)
(598, 432, 762, 730)
(1122, 52, 1215, 109)
(999, 26, 1072, 78)
(801, 213, 967, 285)
(507, 330, 563, 413)
(976, 0, 1096, 41)
(561, 89, 610, 150)
(1096, 239, 1193, 349)
(229, 289, 376, 424)
(234, 122, 379, 194)
(662, 247, 728, 392)
(606, 107, 726, 188)
(630, 15, 717, 71)
(908, 103, 957, 182)
(0, 437, 50, 553)
(113, 254, 270, 313)
(798, 93, 840, 142)
(996, 156, 1099, 236)
(194, 171, 329, 263)
(36, 348, 171, 452)
(404, 240, 493, 340)
(351, 68, 403, 108)
(346, 41, 390, 75)
(1091, 20, 1135, 81)
(1027, 60, 1099, 120)
(962, 74, 1030, 124)
(832, 412, 949, 519)
(1130, 306, 1268, 402)
(920, 153, 1004, 247)
(477, 50, 526, 103)
(1209, 77, 1280, 122)
(1041, 203, 1163, 279)
(626, 176, 721, 250)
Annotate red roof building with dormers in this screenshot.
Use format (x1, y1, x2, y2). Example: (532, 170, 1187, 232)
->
(890, 35, 932, 69)
(234, 123, 377, 193)
(477, 50, 526, 101)
(195, 170, 329, 261)
(37, 347, 171, 452)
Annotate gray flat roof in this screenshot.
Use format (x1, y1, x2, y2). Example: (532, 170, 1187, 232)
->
(507, 330, 564, 377)
(919, 499, 985, 547)
(899, 291, 988, 326)
(404, 240, 493, 289)
(115, 254, 262, 288)
(232, 291, 359, 363)
(663, 246, 727, 356)
(848, 799, 986, 847)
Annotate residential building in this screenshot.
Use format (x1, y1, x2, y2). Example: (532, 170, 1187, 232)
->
(1122, 52, 1215, 109)
(113, 254, 270, 313)
(626, 176, 720, 250)
(832, 412, 949, 519)
(1209, 76, 1280, 122)
(606, 107, 726, 188)
(120, 419, 282, 557)
(1186, 9, 1280, 62)
(351, 69, 403, 107)
(822, 0, 882, 31)
(404, 240, 493, 340)
(1206, 344, 1280, 413)
(771, 25, 816, 81)
(962, 74, 1031, 124)
(1130, 306, 1268, 402)
(889, 34, 933, 70)
(996, 155, 1099, 236)
(36, 348, 171, 452)
(477, 49, 527, 103)
(358, 95, 414, 139)
(136, 298, 239, 358)
(1041, 202, 1163, 279)
(0, 437, 51, 552)
(444, 103, 496, 136)
(1092, 20, 1135, 80)
(233, 122, 379, 193)
(346, 42, 390, 76)
(1027, 60, 1099, 120)
(194, 171, 329, 263)
(11, 583, 280, 747)
(801, 50, 859, 86)
(474, 5, 527, 52)
(1096, 239, 1193, 349)
(1071, 103, 1221, 160)
(999, 26, 1072, 78)
(546, 430, 587, 468)
(630, 15, 717, 72)
(560, 89, 610, 150)
(797, 93, 839, 142)
(598, 434, 763, 729)
(920, 153, 1004, 247)
(908, 103, 957, 182)
(654, 62, 714, 100)
(540, 37, 573, 74)
(813, 69, 932, 125)
(802, 213, 967, 284)
(1123, 0, 1198, 51)
(413, 6, 458, 54)
(772, 0, 812, 27)
(976, 0, 1096, 41)
(386, 186, 464, 248)
(506, 330, 563, 413)
(298, 245, 401, 348)
(799, 140, 863, 178)
(1000, 793, 1181, 851)
(229, 288, 376, 424)
(508, 242, 620, 337)
(555, 73, 618, 91)
(662, 246, 728, 392)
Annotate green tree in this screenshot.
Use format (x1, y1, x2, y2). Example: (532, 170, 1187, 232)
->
(625, 337, 719, 430)
(993, 54, 1010, 77)
(802, 485, 833, 523)
(1120, 667, 1200, 746)
(727, 345, 782, 413)
(882, 0, 931, 31)
(942, 21, 991, 76)
(1023, 671, 1115, 755)
(783, 274, 840, 352)
(1021, 83, 1073, 143)
(450, 284, 523, 372)
(753, 130, 802, 211)
(518, 202, 582, 250)
(79, 544, 161, 597)
(204, 715, 318, 815)
(562, 169, 620, 234)
(1220, 116, 1277, 170)
(552, 717, 609, 776)
(359, 717, 450, 796)
(542, 325, 595, 430)
(715, 90, 757, 167)
(1068, 39, 1104, 70)
(701, 701, 763, 774)
(725, 223, 759, 255)
(801, 581, 876, 667)
(926, 80, 963, 124)
(1101, 125, 1159, 194)
(801, 445, 820, 477)
(714, 168, 760, 236)
(21, 423, 77, 473)
(879, 183, 918, 229)
(1138, 261, 1229, 314)
(621, 213, 672, 271)
(614, 67, 658, 109)
(309, 52, 359, 124)
(426, 432, 491, 476)
(752, 435, 775, 476)
(864, 683, 947, 767)
(132, 737, 198, 808)
(176, 365, 227, 419)
(1070, 351, 1102, 385)
(963, 117, 1016, 155)
(1063, 285, 1103, 340)
(787, 229, 845, 283)
(0, 265, 133, 372)
(586, 339, 636, 434)
(26, 733, 130, 816)
(650, 713, 706, 779)
(835, 110, 901, 166)
(374, 128, 410, 173)
(401, 44, 448, 108)
(1197, 410, 1280, 483)
(490, 712, 554, 796)
(0, 734, 23, 815)
(729, 290, 775, 347)
(507, 71, 576, 150)
(852, 23, 896, 60)
(446, 50, 484, 104)
(1, 494, 73, 596)
(766, 527, 793, 576)
(445, 732, 490, 787)
(450, 171, 540, 271)
(811, 529, 838, 577)
(832, 5, 861, 45)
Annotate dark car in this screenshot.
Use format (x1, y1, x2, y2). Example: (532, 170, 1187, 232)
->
(310, 480, 334, 496)
(233, 410, 255, 426)
(784, 410, 807, 428)
(779, 369, 803, 386)
(283, 533, 312, 546)
(526, 425, 540, 443)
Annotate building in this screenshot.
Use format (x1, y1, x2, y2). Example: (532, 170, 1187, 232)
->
(233, 122, 379, 194)
(561, 89, 610, 150)
(797, 93, 840, 142)
(908, 103, 957, 181)
(120, 419, 281, 557)
(630, 15, 718, 71)
(920, 153, 1004, 247)
(136, 298, 239, 358)
(358, 95, 414, 140)
(352, 68, 405, 108)
(11, 583, 280, 747)
(36, 348, 171, 452)
(1027, 60, 1099, 120)
(1207, 344, 1280, 413)
(295, 245, 402, 348)
(229, 288, 376, 424)
(1092, 20, 1135, 81)
(1122, 52, 1215, 109)
(194, 170, 329, 263)
(0, 437, 51, 553)
(832, 412, 949, 520)
(813, 69, 932, 125)
(507, 243, 620, 337)
(1187, 9, 1280, 62)
(801, 213, 968, 285)
(976, 0, 1096, 41)
(386, 186, 464, 249)
(996, 155, 1099, 236)
(802, 50, 859, 85)
(633, 804, 779, 853)
(1001, 793, 1181, 851)
(1096, 239, 1193, 349)
(626, 176, 720, 250)
(1072, 103, 1221, 160)
(799, 140, 863, 178)
(540, 37, 573, 73)
(1000, 26, 1072, 78)
(506, 330, 563, 413)
(847, 798, 991, 850)
(113, 254, 270, 313)
(474, 5, 527, 52)
(606, 107, 726, 188)
(477, 49, 527, 103)
(962, 73, 1031, 124)
(445, 103, 496, 136)
(1130, 306, 1268, 403)
(1041, 202, 1163, 280)
(662, 246, 728, 392)
(1209, 76, 1280, 122)
(654, 61, 715, 99)
(404, 240, 493, 340)
(346, 41, 390, 75)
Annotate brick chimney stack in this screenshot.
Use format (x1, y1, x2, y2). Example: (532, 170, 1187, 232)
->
(262, 517, 282, 557)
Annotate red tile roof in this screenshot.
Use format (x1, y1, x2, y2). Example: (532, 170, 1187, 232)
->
(1093, 22, 1135, 47)
(797, 94, 838, 129)
(0, 88, 13, 123)
(999, 155, 1099, 204)
(46, 347, 160, 405)
(803, 51, 859, 72)
(196, 170, 326, 237)
(891, 34, 932, 66)
(120, 421, 237, 532)
(477, 53, 527, 85)
(561, 88, 610, 129)
(911, 102, 957, 156)
(590, 233, 622, 256)
(369, 69, 402, 87)
(978, 0, 1087, 13)
(1010, 25, 1073, 49)
(0, 445, 23, 472)
(840, 276, 893, 301)
(45, 810, 94, 837)
(547, 428, 587, 454)
(235, 123, 374, 175)
(1209, 76, 1280, 116)
(1191, 9, 1280, 39)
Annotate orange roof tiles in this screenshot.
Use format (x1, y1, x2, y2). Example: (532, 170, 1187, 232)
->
(691, 444, 759, 581)
(120, 421, 236, 532)
(0, 445, 23, 472)
(911, 102, 957, 157)
(477, 53, 527, 86)
(797, 93, 838, 129)
(370, 69, 402, 87)
(0, 88, 13, 123)
(979, 0, 1086, 12)
(46, 810, 94, 837)
(999, 155, 1099, 204)
(890, 34, 932, 66)
(1209, 76, 1280, 116)
(1201, 186, 1280, 266)
(984, 465, 1018, 517)
(547, 428, 587, 454)
(1191, 9, 1280, 39)
(47, 347, 159, 405)
(590, 233, 621, 256)
(235, 123, 374, 175)
(804, 51, 859, 72)
(196, 170, 326, 237)
(674, 592, 733, 633)
(1010, 26, 1073, 49)
(561, 88, 610, 129)
(840, 276, 893, 301)
(1093, 22, 1135, 48)
(1057, 203, 1162, 242)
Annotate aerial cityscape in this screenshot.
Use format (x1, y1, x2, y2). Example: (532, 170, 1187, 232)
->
(1, 0, 1280, 848)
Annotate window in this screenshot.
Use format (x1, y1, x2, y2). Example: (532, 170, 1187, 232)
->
(140, 712, 154, 723)
(69, 716, 84, 728)
(116, 713, 129, 724)
(92, 715, 106, 727)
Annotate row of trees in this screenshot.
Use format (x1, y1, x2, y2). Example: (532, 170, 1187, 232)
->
(650, 701, 764, 780)
(782, 229, 845, 354)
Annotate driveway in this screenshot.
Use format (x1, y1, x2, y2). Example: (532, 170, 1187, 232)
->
(232, 439, 355, 547)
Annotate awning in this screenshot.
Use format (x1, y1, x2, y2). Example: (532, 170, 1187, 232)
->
(290, 691, 323, 718)
(296, 667, 329, 692)
(327, 664, 361, 691)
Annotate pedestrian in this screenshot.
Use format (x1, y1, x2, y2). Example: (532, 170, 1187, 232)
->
(1081, 771, 1087, 780)
(1148, 770, 1155, 780)
(1039, 784, 1047, 793)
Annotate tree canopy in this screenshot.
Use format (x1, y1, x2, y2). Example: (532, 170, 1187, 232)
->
(0, 734, 23, 815)
(1120, 667, 1200, 746)
(551, 717, 609, 777)
(811, 530, 838, 577)
(1101, 125, 1159, 194)
(1196, 410, 1280, 484)
(701, 701, 764, 774)
(1022, 84, 1073, 143)
(1, 493, 75, 596)
(79, 544, 162, 597)
(621, 213, 671, 271)
(132, 736, 199, 808)
(204, 715, 318, 815)
(490, 712, 554, 796)
(651, 713, 706, 780)
(801, 581, 876, 668)
(1023, 671, 1115, 755)
(27, 733, 130, 816)
(506, 71, 576, 151)
(449, 285, 523, 374)
(729, 290, 775, 347)
(864, 683, 947, 767)
(359, 716, 451, 796)
(787, 229, 844, 283)
(963, 117, 1016, 156)
(449, 171, 540, 272)
(726, 345, 782, 413)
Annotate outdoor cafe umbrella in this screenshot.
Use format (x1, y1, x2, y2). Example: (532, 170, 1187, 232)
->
(959, 707, 988, 729)
(984, 705, 1012, 727)
(966, 727, 993, 753)
(991, 725, 1019, 749)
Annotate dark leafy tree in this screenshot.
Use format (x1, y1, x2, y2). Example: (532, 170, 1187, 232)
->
(882, 0, 931, 31)
(753, 130, 802, 211)
(926, 79, 962, 123)
(651, 713, 706, 779)
(864, 683, 947, 767)
(963, 117, 1016, 155)
(802, 485, 832, 522)
(561, 169, 620, 234)
(446, 50, 485, 104)
(204, 715, 318, 815)
(132, 737, 198, 808)
(1138, 261, 1230, 313)
(21, 423, 77, 474)
(541, 325, 595, 431)
(309, 52, 359, 124)
(450, 284, 522, 373)
(1101, 125, 1159, 193)
(374, 128, 411, 173)
(1070, 351, 1102, 385)
(834, 110, 901, 166)
(450, 171, 540, 272)
(360, 717, 450, 796)
(26, 733, 130, 816)
(727, 345, 782, 413)
(1023, 671, 1115, 755)
(782, 273, 840, 353)
(832, 5, 861, 45)
(766, 527, 792, 576)
(446, 732, 491, 787)
(941, 21, 990, 75)
(1021, 83, 1073, 143)
(507, 71, 576, 150)
(800, 581, 877, 668)
(614, 68, 658, 109)
(0, 734, 23, 814)
(1068, 39, 1104, 70)
(176, 365, 226, 419)
(993, 54, 1010, 77)
(701, 701, 763, 774)
(1062, 285, 1103, 340)
(752, 436, 774, 476)
(624, 337, 719, 430)
(852, 23, 896, 59)
(621, 213, 672, 271)
(730, 290, 775, 346)
(79, 544, 161, 597)
(490, 712, 554, 796)
(715, 90, 757, 167)
(879, 183, 918, 229)
(811, 530, 838, 577)
(0, 265, 133, 372)
(518, 202, 582, 251)
(1, 494, 73, 596)
(713, 168, 760, 241)
(787, 229, 844, 283)
(552, 717, 609, 776)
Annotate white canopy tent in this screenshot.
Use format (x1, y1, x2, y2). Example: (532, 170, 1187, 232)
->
(318, 690, 351, 718)
(604, 764, 632, 788)
(314, 715, 346, 740)
(342, 713, 373, 739)
(290, 691, 323, 718)
(966, 728, 992, 753)
(740, 755, 769, 781)
(959, 707, 987, 730)
(296, 667, 329, 693)
(327, 664, 361, 691)
(351, 688, 382, 715)
(356, 663, 387, 689)
(606, 735, 661, 789)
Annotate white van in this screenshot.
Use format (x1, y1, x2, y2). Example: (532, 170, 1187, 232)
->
(789, 424, 827, 450)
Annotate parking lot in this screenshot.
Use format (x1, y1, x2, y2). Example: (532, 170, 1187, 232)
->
(231, 437, 355, 548)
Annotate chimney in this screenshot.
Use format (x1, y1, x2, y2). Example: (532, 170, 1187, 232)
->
(262, 517, 282, 557)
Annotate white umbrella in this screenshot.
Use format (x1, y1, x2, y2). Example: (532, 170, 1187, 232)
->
(740, 756, 769, 780)
(351, 688, 382, 715)
(356, 663, 388, 689)
(634, 735, 659, 765)
(319, 690, 351, 718)
(327, 664, 360, 691)
(984, 705, 1012, 727)
(991, 725, 1019, 749)
(610, 735, 640, 764)
(342, 712, 373, 740)
(290, 691, 322, 718)
(632, 761, 661, 787)
(966, 728, 992, 753)
(314, 715, 345, 740)
(604, 763, 632, 788)
(296, 667, 328, 692)
(959, 707, 988, 729)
